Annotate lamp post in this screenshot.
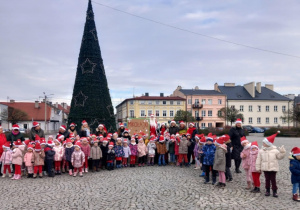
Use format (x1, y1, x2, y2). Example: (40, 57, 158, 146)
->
(42, 92, 54, 132)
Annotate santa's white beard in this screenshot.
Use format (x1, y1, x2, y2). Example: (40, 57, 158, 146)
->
(150, 118, 157, 128)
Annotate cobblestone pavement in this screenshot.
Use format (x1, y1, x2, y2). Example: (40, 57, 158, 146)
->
(1, 135, 300, 209)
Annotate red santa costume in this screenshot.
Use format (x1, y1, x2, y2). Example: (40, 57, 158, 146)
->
(149, 114, 157, 136)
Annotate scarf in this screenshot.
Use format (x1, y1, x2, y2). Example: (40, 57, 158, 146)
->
(12, 130, 19, 135)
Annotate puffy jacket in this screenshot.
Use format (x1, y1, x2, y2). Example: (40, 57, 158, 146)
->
(129, 143, 138, 156)
(147, 142, 156, 156)
(7, 132, 25, 145)
(202, 144, 216, 165)
(24, 152, 33, 167)
(0, 150, 12, 165)
(114, 145, 124, 158)
(123, 146, 131, 158)
(290, 156, 300, 184)
(107, 149, 115, 162)
(90, 145, 102, 160)
(137, 142, 147, 157)
(64, 145, 74, 162)
(168, 141, 175, 154)
(32, 150, 45, 166)
(71, 150, 85, 168)
(100, 144, 108, 158)
(249, 149, 259, 173)
(213, 145, 227, 172)
(156, 142, 167, 155)
(28, 127, 45, 141)
(178, 138, 191, 154)
(240, 146, 251, 169)
(12, 145, 25, 165)
(81, 144, 91, 157)
(53, 145, 64, 161)
(44, 146, 55, 161)
(256, 145, 286, 172)
(169, 126, 179, 135)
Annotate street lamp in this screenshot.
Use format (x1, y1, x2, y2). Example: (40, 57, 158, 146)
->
(41, 92, 54, 132)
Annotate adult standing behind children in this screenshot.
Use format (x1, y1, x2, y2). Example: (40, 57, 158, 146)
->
(56, 125, 70, 140)
(7, 124, 25, 146)
(28, 122, 45, 141)
(168, 120, 179, 136)
(229, 118, 245, 173)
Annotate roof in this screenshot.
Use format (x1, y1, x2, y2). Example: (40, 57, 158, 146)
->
(0, 102, 51, 121)
(57, 104, 70, 114)
(294, 96, 300, 105)
(179, 89, 226, 96)
(218, 86, 290, 101)
(116, 96, 185, 108)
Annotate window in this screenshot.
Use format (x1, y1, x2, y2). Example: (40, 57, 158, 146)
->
(218, 99, 222, 105)
(163, 101, 167, 105)
(257, 117, 261, 124)
(130, 110, 134, 118)
(140, 110, 145, 117)
(201, 110, 206, 117)
(170, 110, 174, 117)
(195, 111, 199, 117)
(282, 106, 286, 112)
(201, 123, 206, 129)
(266, 117, 269, 124)
(170, 101, 173, 105)
(148, 101, 152, 105)
(201, 99, 206, 104)
(258, 105, 261, 112)
(156, 101, 160, 105)
(177, 101, 181, 105)
(266, 106, 269, 112)
(282, 118, 286, 124)
(208, 110, 212, 117)
(155, 110, 160, 117)
(249, 117, 252, 124)
(240, 105, 244, 112)
(129, 100, 134, 105)
(148, 110, 152, 117)
(208, 123, 213, 127)
(188, 99, 192, 105)
(249, 105, 253, 112)
(274, 106, 278, 112)
(217, 110, 222, 117)
(195, 99, 199, 105)
(208, 99, 212, 105)
(230, 105, 235, 109)
(140, 100, 145, 105)
(274, 117, 278, 124)
(163, 110, 167, 117)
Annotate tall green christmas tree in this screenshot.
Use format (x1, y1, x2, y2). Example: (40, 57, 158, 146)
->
(68, 0, 116, 133)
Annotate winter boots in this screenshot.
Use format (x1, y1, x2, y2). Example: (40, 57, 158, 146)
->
(273, 189, 278, 198)
(204, 176, 210, 184)
(79, 172, 83, 177)
(245, 181, 252, 190)
(265, 188, 270, 196)
(69, 170, 73, 176)
(73, 171, 78, 177)
(212, 176, 216, 185)
(293, 194, 300, 202)
(27, 174, 33, 178)
(39, 173, 43, 178)
(251, 187, 260, 193)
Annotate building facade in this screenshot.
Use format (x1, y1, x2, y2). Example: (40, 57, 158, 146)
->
(172, 86, 227, 129)
(116, 93, 186, 126)
(216, 82, 292, 128)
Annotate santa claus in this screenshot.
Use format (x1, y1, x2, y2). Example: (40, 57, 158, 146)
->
(149, 114, 157, 136)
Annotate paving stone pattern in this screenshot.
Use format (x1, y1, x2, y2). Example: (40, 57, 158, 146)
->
(1, 135, 300, 209)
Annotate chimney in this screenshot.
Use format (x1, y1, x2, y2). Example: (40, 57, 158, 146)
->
(145, 93, 149, 97)
(214, 83, 220, 92)
(10, 99, 15, 103)
(256, 82, 261, 93)
(34, 101, 39, 109)
(195, 86, 199, 90)
(265, 84, 274, 91)
(177, 86, 182, 90)
(224, 83, 235, 87)
(244, 82, 255, 98)
(160, 93, 164, 97)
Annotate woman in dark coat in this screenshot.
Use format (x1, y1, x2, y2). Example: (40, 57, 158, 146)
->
(6, 124, 25, 146)
(228, 119, 245, 173)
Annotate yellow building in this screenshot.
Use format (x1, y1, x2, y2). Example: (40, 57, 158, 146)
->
(116, 93, 186, 126)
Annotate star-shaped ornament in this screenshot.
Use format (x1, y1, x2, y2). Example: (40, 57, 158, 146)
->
(81, 58, 97, 74)
(74, 91, 88, 107)
(90, 28, 98, 41)
(106, 104, 114, 117)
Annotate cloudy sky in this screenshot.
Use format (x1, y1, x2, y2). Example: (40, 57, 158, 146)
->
(1, 0, 300, 110)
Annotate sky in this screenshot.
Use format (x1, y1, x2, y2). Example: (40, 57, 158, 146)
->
(1, 0, 300, 110)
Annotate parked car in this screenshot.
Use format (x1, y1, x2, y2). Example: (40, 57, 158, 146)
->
(243, 125, 253, 133)
(261, 127, 270, 132)
(19, 128, 26, 134)
(252, 127, 264, 133)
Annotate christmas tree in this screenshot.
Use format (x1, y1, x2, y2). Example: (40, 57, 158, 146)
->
(68, 0, 116, 133)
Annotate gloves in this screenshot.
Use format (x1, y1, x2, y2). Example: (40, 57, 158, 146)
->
(279, 145, 286, 153)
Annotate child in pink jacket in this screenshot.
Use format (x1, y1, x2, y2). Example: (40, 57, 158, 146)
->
(0, 142, 12, 177)
(24, 144, 34, 178)
(80, 138, 90, 173)
(53, 139, 64, 175)
(249, 141, 261, 193)
(11, 139, 25, 180)
(240, 136, 252, 190)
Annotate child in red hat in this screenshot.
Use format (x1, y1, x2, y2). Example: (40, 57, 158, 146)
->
(0, 142, 12, 177)
(64, 138, 75, 176)
(289, 147, 300, 201)
(80, 137, 90, 173)
(107, 142, 115, 170)
(213, 136, 227, 188)
(129, 137, 138, 167)
(71, 141, 85, 177)
(249, 141, 261, 193)
(23, 144, 34, 178)
(11, 139, 25, 180)
(240, 136, 253, 190)
(32, 143, 45, 178)
(256, 131, 286, 197)
(53, 139, 64, 175)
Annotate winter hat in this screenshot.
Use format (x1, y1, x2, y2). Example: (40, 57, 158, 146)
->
(108, 142, 114, 148)
(189, 122, 195, 127)
(13, 139, 23, 147)
(66, 138, 72, 144)
(179, 121, 185, 125)
(48, 140, 55, 146)
(251, 141, 259, 149)
(123, 139, 128, 144)
(82, 120, 88, 125)
(48, 135, 54, 139)
(99, 134, 103, 138)
(32, 121, 39, 127)
(262, 131, 280, 147)
(235, 118, 242, 124)
(91, 134, 96, 138)
(35, 143, 42, 151)
(69, 133, 75, 139)
(2, 142, 10, 149)
(107, 136, 111, 140)
(113, 132, 118, 136)
(24, 139, 30, 146)
(12, 124, 19, 130)
(27, 144, 34, 151)
(170, 119, 176, 124)
(102, 138, 108, 143)
(62, 140, 66, 146)
(108, 133, 113, 137)
(222, 134, 230, 143)
(117, 137, 122, 141)
(150, 137, 155, 142)
(60, 125, 66, 131)
(170, 136, 176, 141)
(74, 141, 81, 148)
(53, 139, 61, 145)
(186, 133, 191, 136)
(70, 123, 76, 127)
(195, 134, 200, 140)
(150, 133, 156, 138)
(119, 123, 125, 127)
(215, 137, 225, 145)
(240, 136, 249, 144)
(81, 137, 88, 143)
(140, 132, 147, 137)
(123, 128, 130, 135)
(138, 138, 144, 142)
(98, 124, 104, 128)
(200, 136, 206, 144)
(291, 147, 300, 156)
(40, 138, 47, 145)
(131, 137, 135, 141)
(206, 133, 214, 142)
(159, 135, 165, 143)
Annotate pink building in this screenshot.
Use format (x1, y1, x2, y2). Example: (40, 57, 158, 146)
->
(172, 86, 227, 129)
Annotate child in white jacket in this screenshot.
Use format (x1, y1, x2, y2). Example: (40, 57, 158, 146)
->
(147, 138, 156, 166)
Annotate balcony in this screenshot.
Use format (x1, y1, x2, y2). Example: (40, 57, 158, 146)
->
(192, 103, 203, 109)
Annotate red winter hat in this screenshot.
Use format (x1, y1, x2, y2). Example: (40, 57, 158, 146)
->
(222, 134, 230, 142)
(215, 137, 225, 145)
(108, 142, 114, 147)
(179, 121, 185, 125)
(35, 143, 42, 151)
(159, 135, 165, 143)
(12, 124, 19, 130)
(66, 138, 72, 144)
(2, 142, 10, 149)
(251, 141, 259, 149)
(24, 139, 30, 146)
(102, 138, 108, 143)
(74, 141, 81, 148)
(140, 132, 147, 137)
(27, 144, 34, 151)
(189, 122, 195, 127)
(69, 133, 75, 139)
(200, 137, 206, 144)
(123, 139, 128, 144)
(240, 136, 249, 144)
(195, 134, 200, 140)
(206, 133, 214, 142)
(263, 131, 280, 146)
(82, 120, 88, 125)
(291, 147, 300, 156)
(60, 125, 66, 131)
(47, 140, 55, 146)
(70, 123, 76, 127)
(13, 139, 23, 147)
(235, 118, 242, 124)
(32, 121, 39, 127)
(119, 123, 125, 127)
(40, 138, 46, 145)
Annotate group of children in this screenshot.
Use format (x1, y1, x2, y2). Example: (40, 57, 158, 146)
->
(1, 125, 300, 202)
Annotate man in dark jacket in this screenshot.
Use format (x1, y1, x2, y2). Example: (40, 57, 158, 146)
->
(56, 125, 70, 140)
(228, 118, 245, 173)
(168, 121, 179, 135)
(29, 122, 45, 141)
(6, 124, 25, 147)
